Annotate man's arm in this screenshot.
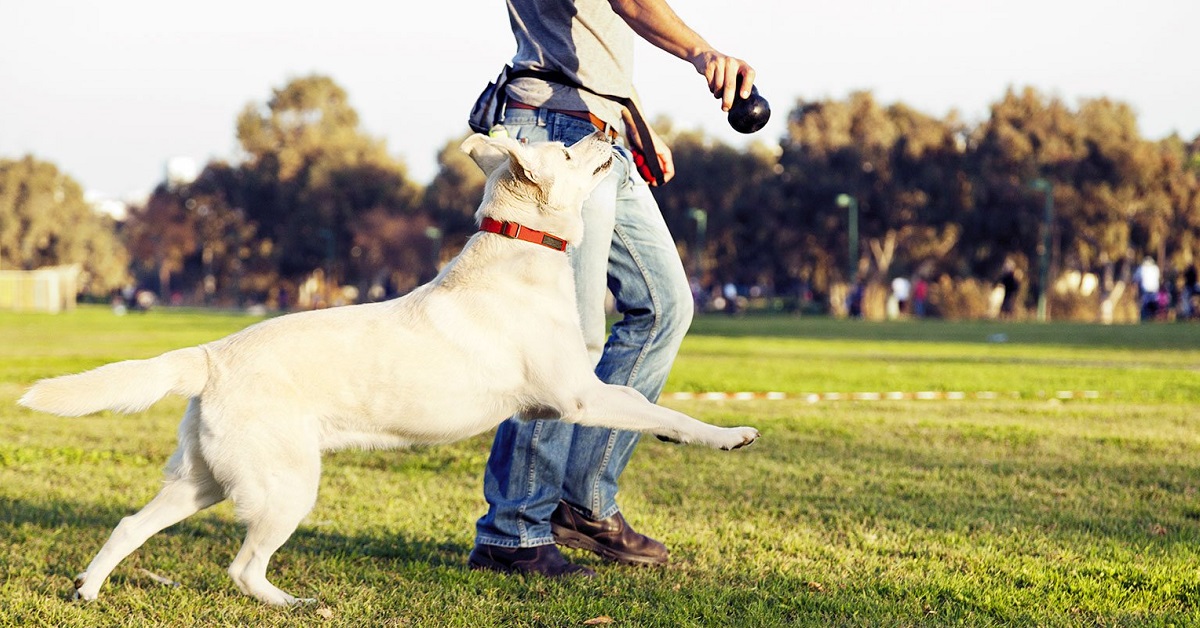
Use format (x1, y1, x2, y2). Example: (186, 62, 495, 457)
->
(608, 0, 755, 111)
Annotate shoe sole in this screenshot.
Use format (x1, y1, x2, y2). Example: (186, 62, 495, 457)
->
(467, 557, 506, 573)
(551, 524, 669, 566)
(468, 552, 596, 577)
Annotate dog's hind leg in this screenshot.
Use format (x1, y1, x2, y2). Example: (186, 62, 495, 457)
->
(74, 401, 224, 601)
(221, 431, 321, 606)
(569, 383, 759, 450)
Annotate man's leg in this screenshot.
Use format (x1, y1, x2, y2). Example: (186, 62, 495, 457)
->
(553, 145, 694, 562)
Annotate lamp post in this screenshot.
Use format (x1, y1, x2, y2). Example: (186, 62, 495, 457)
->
(1031, 178, 1054, 322)
(836, 194, 859, 283)
(688, 208, 707, 281)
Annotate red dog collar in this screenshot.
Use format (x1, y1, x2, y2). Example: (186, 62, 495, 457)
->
(479, 217, 569, 252)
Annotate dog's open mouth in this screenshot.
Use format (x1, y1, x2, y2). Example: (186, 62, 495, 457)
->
(593, 155, 613, 176)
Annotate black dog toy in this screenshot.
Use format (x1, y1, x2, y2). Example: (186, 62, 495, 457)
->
(727, 77, 771, 134)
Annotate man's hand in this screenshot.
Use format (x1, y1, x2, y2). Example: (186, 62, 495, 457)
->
(624, 109, 672, 187)
(692, 51, 756, 112)
(621, 93, 675, 186)
(642, 125, 675, 186)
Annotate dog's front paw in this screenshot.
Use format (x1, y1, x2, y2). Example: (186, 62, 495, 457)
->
(72, 572, 96, 602)
(718, 426, 760, 450)
(656, 434, 683, 444)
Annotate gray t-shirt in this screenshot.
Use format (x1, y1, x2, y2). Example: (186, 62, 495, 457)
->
(504, 0, 634, 130)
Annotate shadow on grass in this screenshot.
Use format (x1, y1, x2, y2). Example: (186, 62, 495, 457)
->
(6, 492, 1200, 625)
(0, 495, 471, 575)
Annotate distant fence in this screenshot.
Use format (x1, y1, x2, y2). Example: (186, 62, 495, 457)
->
(0, 265, 82, 313)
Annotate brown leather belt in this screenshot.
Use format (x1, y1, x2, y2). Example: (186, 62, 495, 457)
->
(507, 100, 619, 140)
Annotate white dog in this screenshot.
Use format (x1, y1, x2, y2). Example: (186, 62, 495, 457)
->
(18, 131, 759, 606)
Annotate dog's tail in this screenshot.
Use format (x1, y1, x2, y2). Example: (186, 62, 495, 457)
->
(18, 347, 209, 417)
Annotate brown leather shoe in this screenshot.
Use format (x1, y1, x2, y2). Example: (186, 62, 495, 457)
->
(551, 502, 669, 566)
(468, 543, 596, 577)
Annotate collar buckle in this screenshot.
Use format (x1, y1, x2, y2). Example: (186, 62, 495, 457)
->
(497, 221, 522, 239)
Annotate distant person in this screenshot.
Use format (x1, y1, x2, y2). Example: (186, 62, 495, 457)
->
(912, 276, 929, 318)
(847, 280, 864, 319)
(1182, 264, 1198, 319)
(1133, 256, 1161, 321)
(1157, 284, 1172, 321)
(689, 277, 707, 311)
(999, 260, 1020, 319)
(890, 276, 911, 317)
(723, 282, 740, 315)
(121, 283, 136, 310)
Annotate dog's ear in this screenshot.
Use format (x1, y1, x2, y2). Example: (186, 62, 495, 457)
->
(461, 133, 541, 184)
(461, 134, 508, 175)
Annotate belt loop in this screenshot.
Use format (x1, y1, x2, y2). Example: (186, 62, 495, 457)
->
(537, 106, 547, 128)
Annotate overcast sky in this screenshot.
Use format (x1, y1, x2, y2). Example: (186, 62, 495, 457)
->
(1, 0, 1196, 201)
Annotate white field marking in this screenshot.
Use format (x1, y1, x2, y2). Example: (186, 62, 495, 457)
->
(662, 391, 1105, 402)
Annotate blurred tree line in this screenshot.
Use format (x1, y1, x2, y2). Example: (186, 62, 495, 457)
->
(3, 76, 1197, 318)
(0, 156, 128, 291)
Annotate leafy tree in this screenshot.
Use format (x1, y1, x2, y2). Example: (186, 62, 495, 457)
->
(777, 92, 968, 294)
(421, 134, 487, 251)
(1156, 136, 1200, 271)
(107, 77, 1200, 321)
(235, 75, 421, 285)
(0, 156, 128, 294)
(123, 184, 198, 298)
(653, 123, 779, 291)
(184, 163, 267, 304)
(1070, 98, 1160, 271)
(965, 86, 1082, 304)
(968, 89, 1194, 306)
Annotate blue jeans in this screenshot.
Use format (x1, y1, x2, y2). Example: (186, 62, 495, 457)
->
(474, 106, 693, 548)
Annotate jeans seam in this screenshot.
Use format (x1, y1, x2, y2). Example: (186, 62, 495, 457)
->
(516, 418, 545, 544)
(590, 430, 621, 516)
(611, 219, 662, 387)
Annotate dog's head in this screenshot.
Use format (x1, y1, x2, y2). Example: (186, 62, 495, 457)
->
(462, 131, 615, 244)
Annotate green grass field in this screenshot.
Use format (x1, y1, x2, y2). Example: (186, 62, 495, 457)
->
(2, 307, 1200, 626)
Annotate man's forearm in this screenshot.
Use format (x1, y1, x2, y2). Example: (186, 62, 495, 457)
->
(608, 0, 756, 109)
(608, 0, 713, 71)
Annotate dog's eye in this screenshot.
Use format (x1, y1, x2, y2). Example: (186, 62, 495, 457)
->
(562, 150, 572, 161)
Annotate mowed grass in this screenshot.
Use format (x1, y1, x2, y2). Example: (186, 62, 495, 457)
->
(2, 307, 1200, 626)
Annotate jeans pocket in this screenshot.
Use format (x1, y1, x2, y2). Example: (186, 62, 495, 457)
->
(612, 145, 642, 191)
